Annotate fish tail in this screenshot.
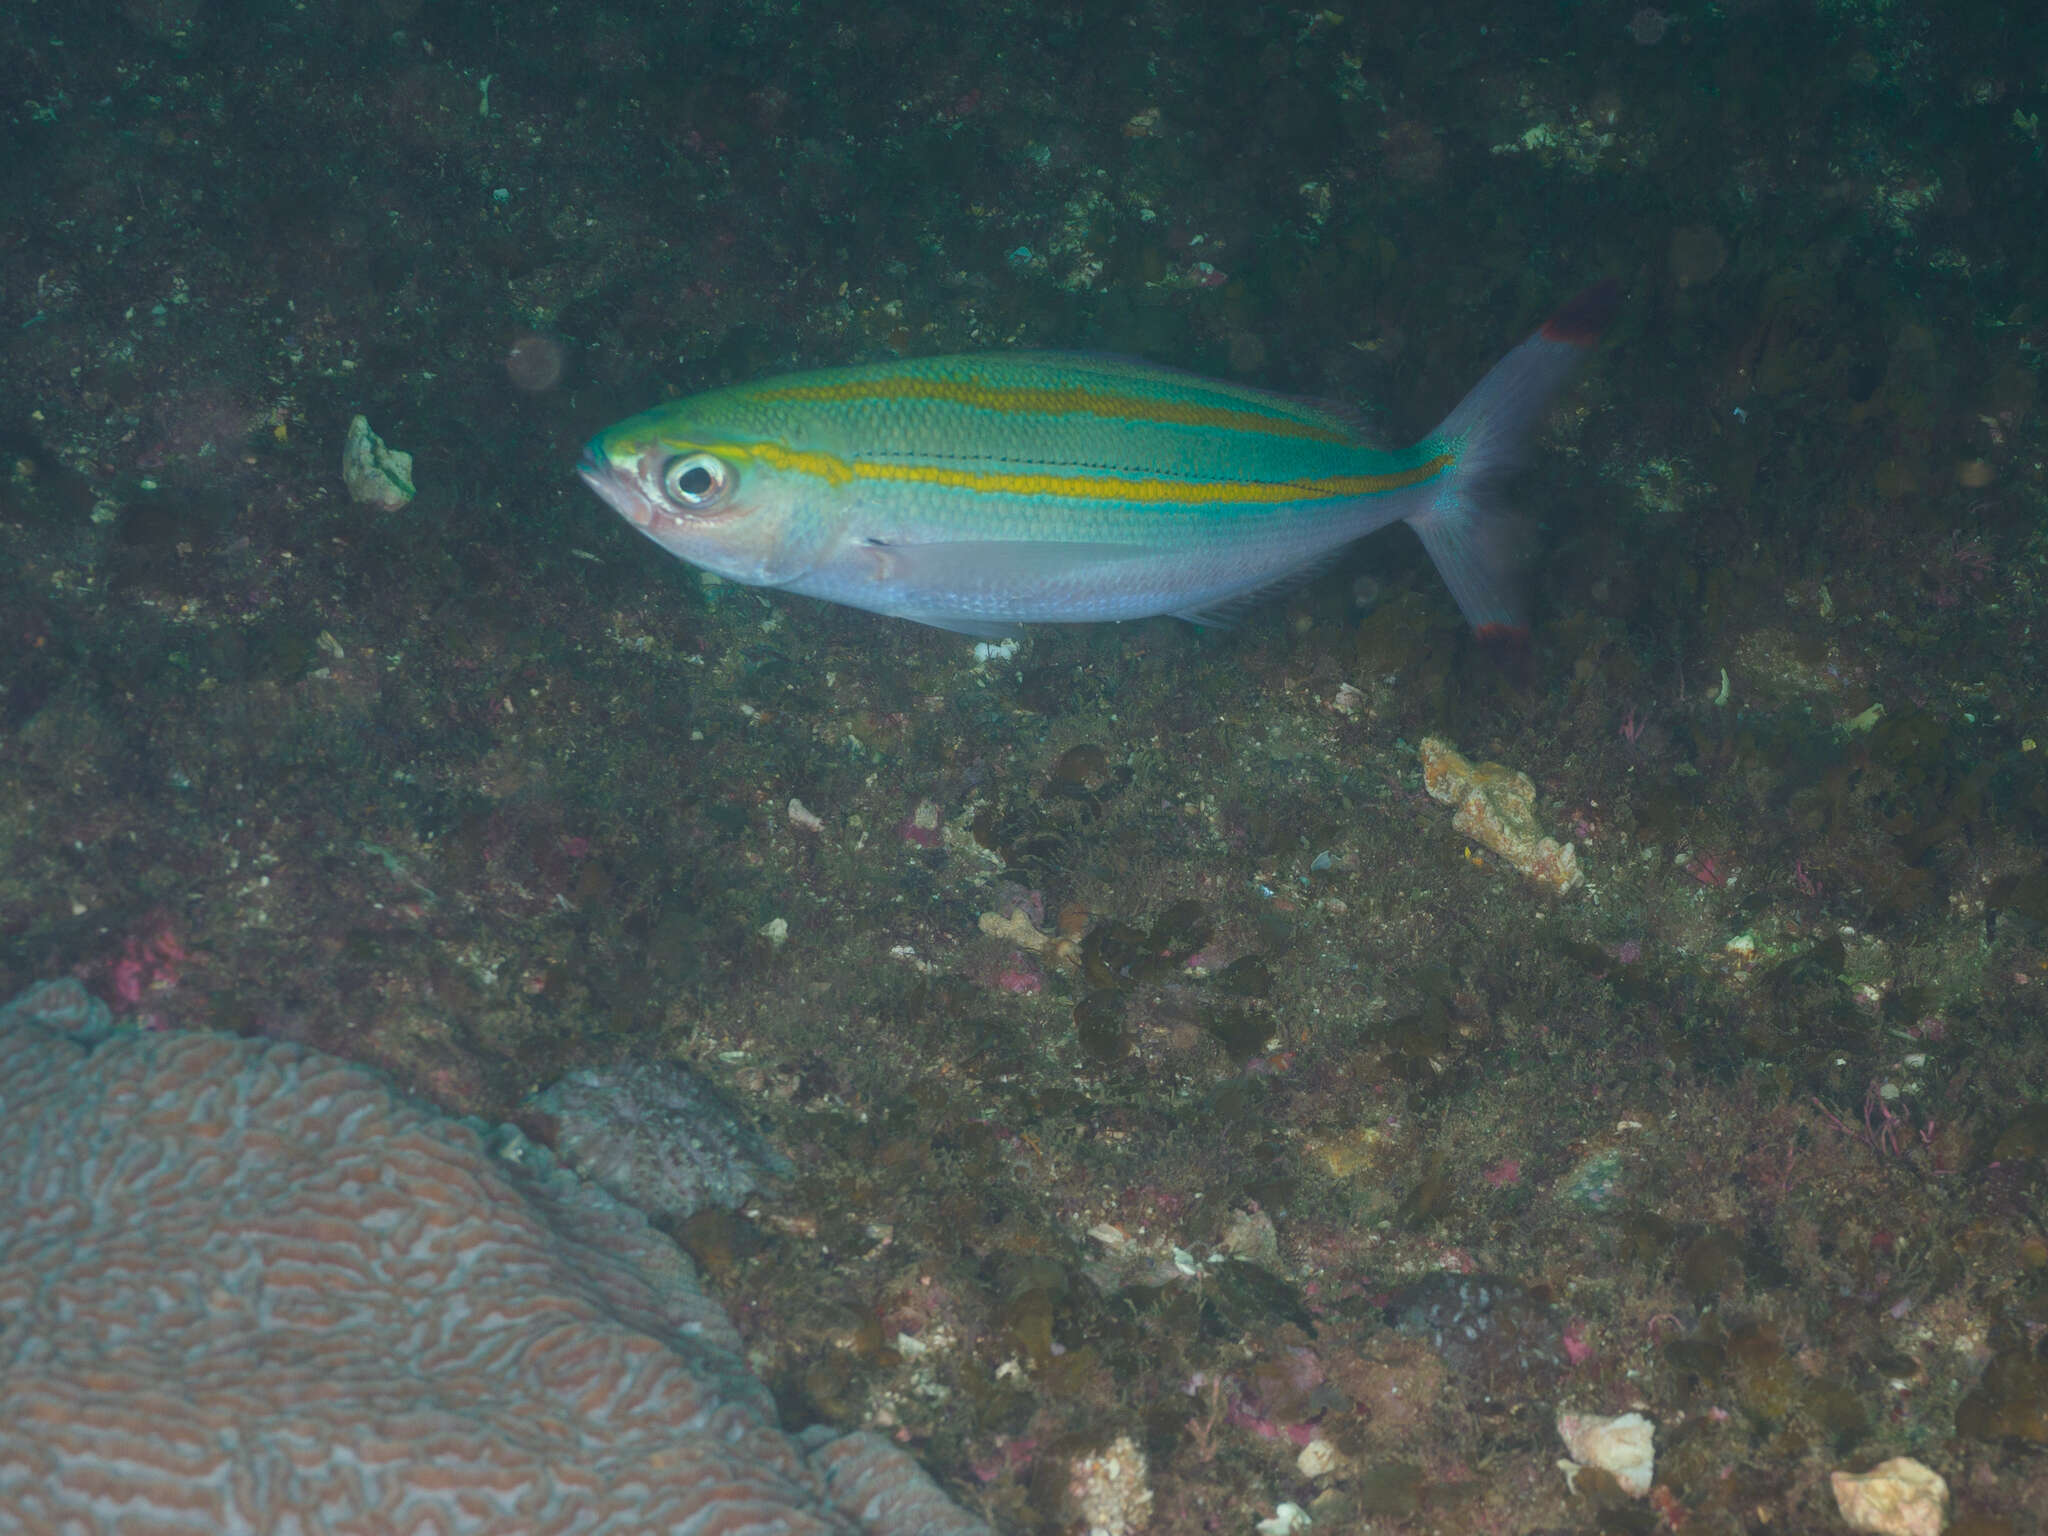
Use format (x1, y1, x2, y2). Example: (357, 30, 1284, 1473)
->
(1405, 280, 1620, 642)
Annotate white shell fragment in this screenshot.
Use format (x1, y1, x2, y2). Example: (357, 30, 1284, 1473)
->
(341, 414, 415, 509)
(1830, 1458, 1948, 1536)
(1556, 1410, 1655, 1498)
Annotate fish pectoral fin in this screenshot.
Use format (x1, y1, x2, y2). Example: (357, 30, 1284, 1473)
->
(860, 540, 1163, 581)
(849, 540, 1159, 635)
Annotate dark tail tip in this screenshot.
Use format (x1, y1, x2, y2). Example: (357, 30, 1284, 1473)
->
(1540, 279, 1622, 347)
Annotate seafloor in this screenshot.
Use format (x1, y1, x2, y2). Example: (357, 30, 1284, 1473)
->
(2, 0, 2045, 1531)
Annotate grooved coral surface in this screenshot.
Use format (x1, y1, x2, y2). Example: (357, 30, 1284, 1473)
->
(0, 991, 985, 1536)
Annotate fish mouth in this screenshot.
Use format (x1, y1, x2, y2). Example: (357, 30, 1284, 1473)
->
(575, 440, 612, 491)
(576, 441, 659, 530)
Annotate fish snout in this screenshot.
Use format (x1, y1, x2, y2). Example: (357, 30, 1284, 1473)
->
(577, 444, 662, 531)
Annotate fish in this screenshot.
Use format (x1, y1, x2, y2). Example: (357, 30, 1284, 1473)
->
(577, 281, 1617, 640)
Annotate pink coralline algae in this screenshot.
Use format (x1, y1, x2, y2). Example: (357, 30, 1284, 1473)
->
(0, 981, 987, 1536)
(993, 960, 1043, 995)
(107, 913, 188, 1010)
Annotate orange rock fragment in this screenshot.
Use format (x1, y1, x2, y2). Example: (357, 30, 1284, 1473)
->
(1830, 1457, 1948, 1536)
(1418, 736, 1584, 895)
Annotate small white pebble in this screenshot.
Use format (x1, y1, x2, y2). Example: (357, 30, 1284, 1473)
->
(1557, 1410, 1654, 1498)
(1255, 1501, 1311, 1535)
(1296, 1438, 1338, 1477)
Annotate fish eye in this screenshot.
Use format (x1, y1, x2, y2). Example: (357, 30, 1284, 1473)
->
(660, 452, 733, 508)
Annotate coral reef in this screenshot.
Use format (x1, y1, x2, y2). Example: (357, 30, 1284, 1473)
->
(3, 0, 2047, 1525)
(0, 983, 985, 1536)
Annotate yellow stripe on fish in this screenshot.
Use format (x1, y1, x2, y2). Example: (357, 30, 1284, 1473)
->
(745, 372, 1358, 444)
(693, 439, 1455, 506)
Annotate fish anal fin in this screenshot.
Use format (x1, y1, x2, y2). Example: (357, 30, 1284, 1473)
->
(1171, 550, 1350, 628)
(902, 615, 1026, 639)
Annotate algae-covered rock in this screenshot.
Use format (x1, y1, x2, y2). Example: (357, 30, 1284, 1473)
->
(341, 414, 415, 509)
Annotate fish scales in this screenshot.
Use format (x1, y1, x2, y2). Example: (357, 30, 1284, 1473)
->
(579, 282, 1617, 638)
(736, 357, 1447, 595)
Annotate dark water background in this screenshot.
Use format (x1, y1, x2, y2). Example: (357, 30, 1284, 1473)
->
(3, 0, 2046, 1528)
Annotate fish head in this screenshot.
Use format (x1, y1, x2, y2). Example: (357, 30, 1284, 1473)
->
(578, 394, 846, 588)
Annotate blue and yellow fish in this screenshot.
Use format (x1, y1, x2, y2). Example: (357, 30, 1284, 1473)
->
(578, 283, 1617, 639)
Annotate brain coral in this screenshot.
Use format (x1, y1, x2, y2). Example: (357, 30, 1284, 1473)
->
(0, 983, 986, 1536)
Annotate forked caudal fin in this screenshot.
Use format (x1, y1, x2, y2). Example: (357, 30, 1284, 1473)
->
(1404, 279, 1620, 642)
